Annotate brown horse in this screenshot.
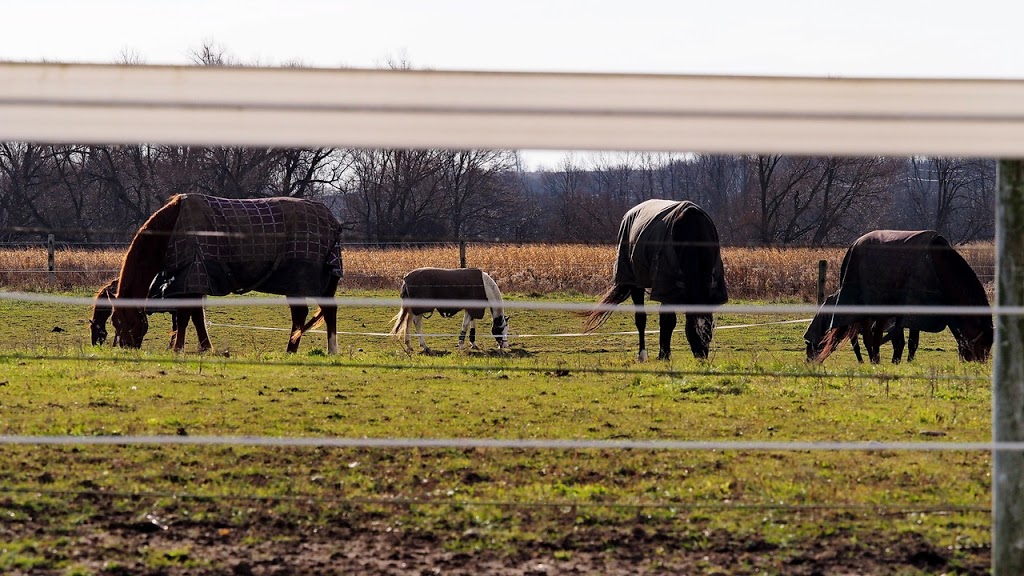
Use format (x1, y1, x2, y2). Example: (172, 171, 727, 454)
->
(582, 199, 728, 361)
(111, 194, 343, 353)
(805, 230, 992, 363)
(90, 278, 211, 351)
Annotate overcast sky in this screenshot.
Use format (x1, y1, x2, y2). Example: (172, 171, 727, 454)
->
(4, 0, 1021, 167)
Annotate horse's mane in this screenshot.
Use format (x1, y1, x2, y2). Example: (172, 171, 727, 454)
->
(480, 272, 505, 317)
(815, 324, 858, 362)
(93, 278, 117, 304)
(90, 278, 118, 316)
(931, 237, 990, 308)
(930, 236, 993, 360)
(115, 195, 183, 299)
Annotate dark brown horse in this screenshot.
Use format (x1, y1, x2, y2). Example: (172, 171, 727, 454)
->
(111, 194, 343, 353)
(583, 199, 728, 360)
(90, 278, 210, 351)
(805, 230, 992, 363)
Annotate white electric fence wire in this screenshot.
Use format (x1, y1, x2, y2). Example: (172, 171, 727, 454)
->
(0, 290, 1010, 317)
(204, 317, 815, 338)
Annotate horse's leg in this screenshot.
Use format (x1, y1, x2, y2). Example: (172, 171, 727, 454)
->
(863, 320, 884, 364)
(630, 288, 647, 362)
(323, 277, 339, 354)
(173, 310, 191, 352)
(907, 330, 920, 362)
(192, 307, 212, 352)
(167, 311, 178, 350)
(414, 314, 430, 353)
(851, 336, 864, 363)
(890, 327, 906, 364)
(684, 313, 712, 360)
(458, 312, 472, 351)
(287, 303, 309, 353)
(658, 308, 677, 360)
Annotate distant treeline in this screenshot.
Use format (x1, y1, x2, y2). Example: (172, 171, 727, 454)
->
(0, 141, 994, 248)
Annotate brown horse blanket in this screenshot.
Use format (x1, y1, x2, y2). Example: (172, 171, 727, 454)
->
(831, 229, 986, 332)
(159, 194, 343, 297)
(400, 268, 489, 319)
(613, 199, 727, 304)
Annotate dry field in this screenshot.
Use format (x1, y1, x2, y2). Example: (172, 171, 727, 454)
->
(0, 241, 996, 301)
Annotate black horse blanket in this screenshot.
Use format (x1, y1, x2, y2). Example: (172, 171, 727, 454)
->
(829, 229, 985, 333)
(614, 199, 728, 304)
(400, 268, 489, 319)
(158, 194, 343, 297)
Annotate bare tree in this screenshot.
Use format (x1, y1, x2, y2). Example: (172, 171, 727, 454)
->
(344, 148, 446, 242)
(439, 149, 519, 238)
(0, 143, 57, 239)
(902, 157, 995, 242)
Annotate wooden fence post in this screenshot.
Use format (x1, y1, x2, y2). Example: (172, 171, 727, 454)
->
(459, 240, 467, 268)
(816, 260, 827, 305)
(994, 159, 1024, 575)
(47, 234, 55, 285)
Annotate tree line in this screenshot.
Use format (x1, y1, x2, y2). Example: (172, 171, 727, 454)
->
(0, 140, 995, 247)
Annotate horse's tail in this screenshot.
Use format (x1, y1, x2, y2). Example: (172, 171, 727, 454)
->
(390, 280, 412, 340)
(289, 307, 327, 347)
(581, 284, 633, 333)
(815, 324, 857, 362)
(390, 307, 411, 340)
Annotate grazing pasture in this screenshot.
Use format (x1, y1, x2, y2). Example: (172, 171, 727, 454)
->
(0, 284, 993, 574)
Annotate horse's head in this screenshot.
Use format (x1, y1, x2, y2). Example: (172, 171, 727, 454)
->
(89, 319, 109, 346)
(952, 315, 994, 362)
(111, 307, 149, 348)
(90, 279, 118, 346)
(492, 315, 510, 349)
(689, 314, 715, 359)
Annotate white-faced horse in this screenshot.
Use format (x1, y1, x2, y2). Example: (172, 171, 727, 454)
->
(390, 267, 510, 353)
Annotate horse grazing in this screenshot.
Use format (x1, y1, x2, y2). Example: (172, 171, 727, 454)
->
(90, 278, 211, 351)
(111, 194, 343, 353)
(582, 199, 728, 361)
(806, 293, 919, 363)
(805, 230, 992, 363)
(390, 267, 510, 354)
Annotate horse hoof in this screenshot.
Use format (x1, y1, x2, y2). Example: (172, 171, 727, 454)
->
(637, 350, 648, 362)
(657, 350, 670, 361)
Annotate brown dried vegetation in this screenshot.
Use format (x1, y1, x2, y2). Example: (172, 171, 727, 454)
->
(0, 242, 996, 301)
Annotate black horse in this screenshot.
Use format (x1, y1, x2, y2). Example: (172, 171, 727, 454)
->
(583, 199, 728, 360)
(805, 230, 992, 363)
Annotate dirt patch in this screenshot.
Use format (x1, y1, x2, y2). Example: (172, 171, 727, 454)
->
(1, 515, 989, 575)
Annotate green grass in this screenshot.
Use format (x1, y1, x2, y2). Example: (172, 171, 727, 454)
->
(0, 288, 993, 573)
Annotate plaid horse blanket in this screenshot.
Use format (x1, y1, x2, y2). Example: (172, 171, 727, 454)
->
(613, 199, 727, 304)
(158, 194, 343, 297)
